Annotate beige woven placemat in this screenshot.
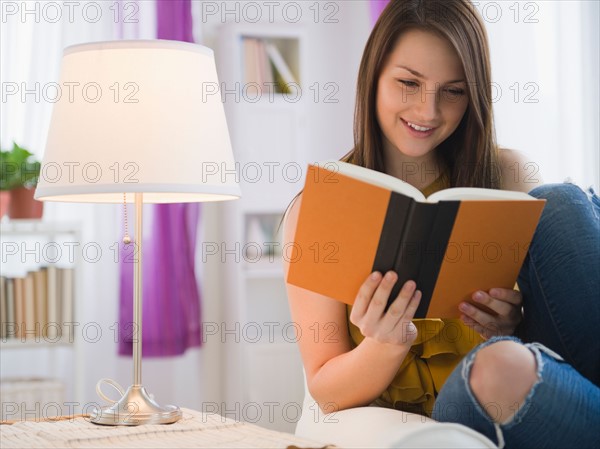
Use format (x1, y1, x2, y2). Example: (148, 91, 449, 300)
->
(0, 408, 332, 448)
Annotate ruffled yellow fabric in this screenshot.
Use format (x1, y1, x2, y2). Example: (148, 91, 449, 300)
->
(347, 314, 484, 416)
(421, 170, 450, 198)
(345, 170, 484, 416)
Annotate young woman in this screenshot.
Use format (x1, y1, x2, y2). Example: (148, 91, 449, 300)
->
(283, 1, 600, 448)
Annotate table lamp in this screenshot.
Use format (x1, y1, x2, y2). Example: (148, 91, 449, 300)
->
(34, 40, 241, 425)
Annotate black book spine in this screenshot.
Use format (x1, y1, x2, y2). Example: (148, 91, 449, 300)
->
(388, 202, 439, 307)
(371, 192, 414, 281)
(414, 201, 460, 318)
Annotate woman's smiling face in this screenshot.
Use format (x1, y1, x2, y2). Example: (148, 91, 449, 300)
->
(376, 28, 470, 160)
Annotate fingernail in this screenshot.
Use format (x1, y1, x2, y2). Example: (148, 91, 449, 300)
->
(474, 291, 484, 301)
(459, 303, 470, 312)
(385, 271, 397, 281)
(371, 272, 381, 280)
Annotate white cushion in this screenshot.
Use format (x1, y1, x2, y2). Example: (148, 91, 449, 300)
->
(295, 377, 497, 448)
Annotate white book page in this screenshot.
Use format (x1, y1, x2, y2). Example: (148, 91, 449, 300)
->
(318, 160, 426, 201)
(318, 161, 536, 203)
(428, 187, 535, 202)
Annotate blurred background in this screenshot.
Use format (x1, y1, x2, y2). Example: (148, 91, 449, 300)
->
(1, 0, 598, 432)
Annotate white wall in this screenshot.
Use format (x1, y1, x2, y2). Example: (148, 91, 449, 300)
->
(196, 1, 370, 163)
(484, 1, 599, 187)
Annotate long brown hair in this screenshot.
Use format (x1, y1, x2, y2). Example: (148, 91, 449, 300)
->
(345, 0, 501, 188)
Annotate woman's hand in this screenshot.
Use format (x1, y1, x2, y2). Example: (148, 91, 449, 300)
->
(459, 288, 523, 339)
(349, 271, 422, 348)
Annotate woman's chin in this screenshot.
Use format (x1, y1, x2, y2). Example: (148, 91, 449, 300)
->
(393, 145, 437, 160)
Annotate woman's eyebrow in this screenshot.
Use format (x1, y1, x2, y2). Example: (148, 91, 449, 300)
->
(396, 64, 465, 84)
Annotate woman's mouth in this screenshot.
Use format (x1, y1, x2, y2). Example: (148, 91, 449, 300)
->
(402, 119, 436, 138)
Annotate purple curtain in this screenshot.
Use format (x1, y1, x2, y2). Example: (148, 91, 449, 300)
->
(157, 0, 193, 42)
(371, 0, 390, 26)
(118, 0, 202, 357)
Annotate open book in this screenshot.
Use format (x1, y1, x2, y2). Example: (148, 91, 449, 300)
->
(286, 161, 546, 318)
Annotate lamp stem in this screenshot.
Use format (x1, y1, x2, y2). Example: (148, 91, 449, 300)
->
(133, 192, 143, 386)
(89, 191, 181, 425)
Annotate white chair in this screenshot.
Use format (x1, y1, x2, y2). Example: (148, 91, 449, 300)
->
(294, 374, 497, 448)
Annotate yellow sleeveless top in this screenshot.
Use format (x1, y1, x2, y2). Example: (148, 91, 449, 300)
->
(346, 171, 484, 416)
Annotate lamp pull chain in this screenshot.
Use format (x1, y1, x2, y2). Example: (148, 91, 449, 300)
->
(123, 193, 132, 245)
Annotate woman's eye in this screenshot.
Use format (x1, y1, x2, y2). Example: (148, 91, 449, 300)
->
(399, 80, 418, 88)
(446, 88, 465, 96)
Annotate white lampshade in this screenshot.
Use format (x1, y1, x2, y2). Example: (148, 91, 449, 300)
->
(35, 40, 241, 203)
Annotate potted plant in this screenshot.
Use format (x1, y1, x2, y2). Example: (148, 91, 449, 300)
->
(0, 142, 42, 219)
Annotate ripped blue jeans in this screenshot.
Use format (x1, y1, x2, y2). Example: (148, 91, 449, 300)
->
(432, 336, 600, 448)
(432, 184, 600, 448)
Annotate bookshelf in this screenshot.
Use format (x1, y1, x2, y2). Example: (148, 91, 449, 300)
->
(216, 24, 309, 433)
(0, 219, 84, 419)
(219, 24, 303, 101)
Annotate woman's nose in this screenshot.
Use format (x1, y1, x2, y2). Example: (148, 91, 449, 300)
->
(412, 87, 440, 123)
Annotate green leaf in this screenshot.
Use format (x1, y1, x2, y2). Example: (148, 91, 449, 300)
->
(0, 142, 41, 190)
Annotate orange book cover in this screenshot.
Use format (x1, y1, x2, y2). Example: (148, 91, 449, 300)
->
(286, 162, 546, 318)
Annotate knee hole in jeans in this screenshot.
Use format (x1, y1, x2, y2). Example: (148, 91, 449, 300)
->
(469, 341, 538, 424)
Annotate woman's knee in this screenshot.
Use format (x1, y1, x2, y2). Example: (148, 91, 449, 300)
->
(528, 183, 598, 238)
(528, 182, 586, 203)
(469, 341, 538, 422)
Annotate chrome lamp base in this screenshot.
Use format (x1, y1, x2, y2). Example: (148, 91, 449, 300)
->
(90, 385, 182, 426)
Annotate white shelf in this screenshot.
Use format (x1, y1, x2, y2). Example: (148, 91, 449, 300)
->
(0, 336, 74, 349)
(0, 219, 80, 235)
(243, 258, 284, 279)
(0, 220, 84, 411)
